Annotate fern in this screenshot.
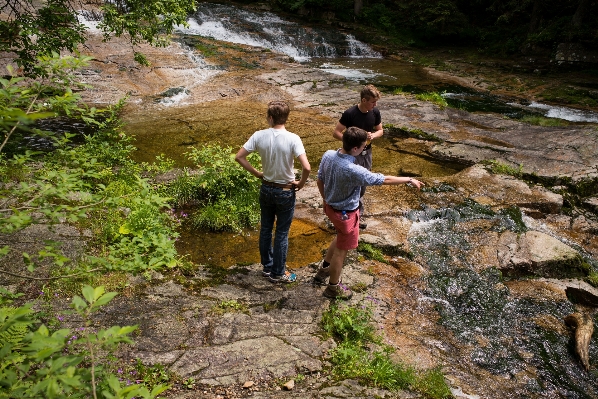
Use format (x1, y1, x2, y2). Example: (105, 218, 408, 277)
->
(0, 306, 32, 350)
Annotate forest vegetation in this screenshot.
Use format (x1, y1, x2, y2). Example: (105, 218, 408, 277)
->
(250, 0, 598, 57)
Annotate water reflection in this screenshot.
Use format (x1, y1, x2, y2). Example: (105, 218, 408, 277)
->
(176, 218, 331, 268)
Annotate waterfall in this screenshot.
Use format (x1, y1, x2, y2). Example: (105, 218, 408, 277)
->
(176, 3, 381, 62)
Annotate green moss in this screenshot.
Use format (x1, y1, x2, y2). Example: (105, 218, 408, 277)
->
(497, 206, 527, 233)
(539, 86, 598, 108)
(482, 159, 524, 178)
(383, 124, 442, 142)
(357, 243, 387, 263)
(521, 115, 569, 127)
(587, 271, 598, 288)
(210, 299, 249, 315)
(415, 92, 448, 108)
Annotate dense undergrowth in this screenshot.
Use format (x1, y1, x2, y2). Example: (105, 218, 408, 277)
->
(0, 52, 261, 397)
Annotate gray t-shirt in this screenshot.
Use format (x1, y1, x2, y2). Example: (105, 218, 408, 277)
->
(243, 127, 306, 184)
(317, 149, 384, 211)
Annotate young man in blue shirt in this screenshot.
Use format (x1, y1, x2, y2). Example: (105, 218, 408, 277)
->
(316, 126, 424, 299)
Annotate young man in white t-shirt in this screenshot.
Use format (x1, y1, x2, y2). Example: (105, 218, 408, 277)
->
(235, 101, 311, 283)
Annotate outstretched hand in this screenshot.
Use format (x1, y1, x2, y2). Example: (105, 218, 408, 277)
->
(408, 178, 425, 190)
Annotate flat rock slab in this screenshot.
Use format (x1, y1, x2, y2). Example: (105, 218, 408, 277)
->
(92, 264, 377, 387)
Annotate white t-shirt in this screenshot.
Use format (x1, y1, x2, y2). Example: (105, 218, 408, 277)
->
(243, 127, 306, 184)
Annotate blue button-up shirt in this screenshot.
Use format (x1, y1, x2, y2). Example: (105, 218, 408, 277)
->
(317, 149, 385, 211)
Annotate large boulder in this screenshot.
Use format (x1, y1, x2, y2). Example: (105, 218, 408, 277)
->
(497, 230, 584, 278)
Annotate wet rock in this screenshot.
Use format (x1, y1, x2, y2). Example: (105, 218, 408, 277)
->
(572, 214, 598, 233)
(566, 286, 598, 307)
(448, 165, 563, 215)
(583, 196, 598, 212)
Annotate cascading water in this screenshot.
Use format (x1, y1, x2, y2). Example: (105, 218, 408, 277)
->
(407, 200, 598, 398)
(173, 3, 598, 123)
(176, 3, 381, 62)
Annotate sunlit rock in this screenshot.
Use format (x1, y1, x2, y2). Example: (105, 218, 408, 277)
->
(497, 230, 584, 278)
(449, 165, 563, 215)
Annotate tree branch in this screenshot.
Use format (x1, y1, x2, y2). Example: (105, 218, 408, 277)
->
(0, 267, 102, 280)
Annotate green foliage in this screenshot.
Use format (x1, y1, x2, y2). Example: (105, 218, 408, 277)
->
(321, 302, 378, 344)
(415, 92, 448, 108)
(1, 55, 181, 279)
(0, 0, 196, 74)
(321, 302, 452, 398)
(131, 360, 173, 390)
(0, 306, 32, 350)
(165, 145, 261, 232)
(0, 286, 168, 398)
(357, 243, 387, 263)
(0, 54, 97, 157)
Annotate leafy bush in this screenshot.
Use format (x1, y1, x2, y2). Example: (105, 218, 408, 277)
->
(0, 286, 168, 398)
(165, 145, 261, 232)
(0, 54, 182, 279)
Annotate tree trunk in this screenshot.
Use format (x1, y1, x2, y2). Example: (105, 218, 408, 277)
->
(528, 0, 542, 34)
(354, 0, 363, 16)
(571, 0, 591, 28)
(564, 312, 594, 371)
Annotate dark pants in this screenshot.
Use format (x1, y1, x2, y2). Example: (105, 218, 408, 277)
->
(258, 185, 296, 277)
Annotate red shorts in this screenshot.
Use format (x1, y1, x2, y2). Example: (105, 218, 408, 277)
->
(324, 203, 360, 250)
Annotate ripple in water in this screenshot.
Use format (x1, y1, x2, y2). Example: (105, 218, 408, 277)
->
(407, 200, 598, 398)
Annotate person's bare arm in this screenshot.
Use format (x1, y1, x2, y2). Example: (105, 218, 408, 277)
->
(382, 176, 424, 190)
(235, 148, 263, 179)
(368, 123, 384, 141)
(293, 153, 311, 189)
(333, 122, 346, 141)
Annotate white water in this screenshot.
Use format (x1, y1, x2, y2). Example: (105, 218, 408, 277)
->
(175, 3, 381, 62)
(315, 62, 383, 80)
(527, 101, 598, 123)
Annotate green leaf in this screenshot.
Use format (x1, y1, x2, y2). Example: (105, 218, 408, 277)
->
(90, 291, 118, 310)
(81, 285, 95, 304)
(119, 224, 131, 235)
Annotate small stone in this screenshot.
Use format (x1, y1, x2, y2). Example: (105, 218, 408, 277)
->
(243, 381, 254, 389)
(283, 380, 295, 391)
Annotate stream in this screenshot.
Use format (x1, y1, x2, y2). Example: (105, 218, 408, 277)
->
(74, 3, 598, 397)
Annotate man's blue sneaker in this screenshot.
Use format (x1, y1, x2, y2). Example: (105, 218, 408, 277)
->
(269, 271, 297, 284)
(262, 270, 271, 278)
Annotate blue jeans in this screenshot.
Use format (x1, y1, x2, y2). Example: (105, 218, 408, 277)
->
(259, 185, 296, 277)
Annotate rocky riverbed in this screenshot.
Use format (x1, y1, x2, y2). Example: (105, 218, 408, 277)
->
(3, 25, 598, 399)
